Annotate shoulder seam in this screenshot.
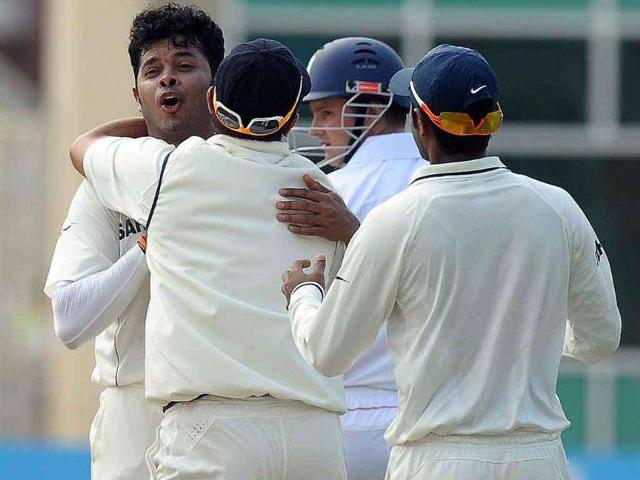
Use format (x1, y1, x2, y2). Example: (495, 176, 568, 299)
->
(145, 151, 172, 229)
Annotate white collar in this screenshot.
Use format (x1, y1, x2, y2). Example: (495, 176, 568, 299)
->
(207, 134, 291, 164)
(410, 157, 506, 184)
(347, 132, 422, 167)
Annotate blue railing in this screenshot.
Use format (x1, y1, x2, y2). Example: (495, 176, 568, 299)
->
(0, 442, 638, 479)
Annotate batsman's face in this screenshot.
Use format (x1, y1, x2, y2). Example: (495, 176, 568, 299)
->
(309, 98, 355, 161)
(133, 40, 213, 145)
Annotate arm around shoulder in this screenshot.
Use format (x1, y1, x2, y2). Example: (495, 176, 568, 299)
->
(70, 118, 148, 177)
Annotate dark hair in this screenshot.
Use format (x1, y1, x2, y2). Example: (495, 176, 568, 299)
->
(382, 104, 408, 128)
(211, 112, 298, 143)
(349, 95, 407, 129)
(128, 3, 224, 82)
(426, 98, 494, 155)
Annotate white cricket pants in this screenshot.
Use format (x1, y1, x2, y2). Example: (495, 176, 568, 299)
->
(90, 383, 162, 480)
(145, 395, 347, 480)
(386, 432, 571, 480)
(342, 404, 397, 480)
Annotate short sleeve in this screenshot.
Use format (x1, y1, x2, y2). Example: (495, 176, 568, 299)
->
(83, 136, 174, 225)
(44, 181, 120, 297)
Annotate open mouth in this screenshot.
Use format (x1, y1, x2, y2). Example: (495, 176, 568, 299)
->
(160, 94, 182, 114)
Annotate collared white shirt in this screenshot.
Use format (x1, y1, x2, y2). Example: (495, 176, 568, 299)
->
(44, 181, 149, 386)
(328, 133, 425, 416)
(330, 132, 425, 222)
(83, 134, 345, 412)
(289, 156, 621, 445)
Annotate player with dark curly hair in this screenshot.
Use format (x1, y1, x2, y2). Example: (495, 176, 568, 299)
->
(128, 2, 224, 146)
(44, 4, 224, 479)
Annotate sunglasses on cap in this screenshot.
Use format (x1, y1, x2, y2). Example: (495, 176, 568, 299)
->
(410, 81, 503, 136)
(213, 77, 303, 137)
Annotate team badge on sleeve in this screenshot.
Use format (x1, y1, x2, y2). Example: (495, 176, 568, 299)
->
(595, 239, 604, 265)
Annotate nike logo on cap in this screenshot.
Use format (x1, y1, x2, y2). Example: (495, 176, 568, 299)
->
(471, 85, 487, 94)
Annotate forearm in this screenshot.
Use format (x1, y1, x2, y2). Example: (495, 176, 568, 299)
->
(70, 117, 148, 176)
(52, 246, 148, 349)
(563, 307, 621, 363)
(288, 284, 341, 376)
(565, 265, 621, 363)
(288, 282, 384, 377)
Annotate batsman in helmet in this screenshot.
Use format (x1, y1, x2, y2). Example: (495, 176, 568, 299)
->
(278, 37, 426, 480)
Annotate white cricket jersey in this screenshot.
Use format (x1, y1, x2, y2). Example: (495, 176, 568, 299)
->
(329, 132, 424, 413)
(83, 134, 346, 412)
(44, 181, 149, 386)
(289, 156, 621, 445)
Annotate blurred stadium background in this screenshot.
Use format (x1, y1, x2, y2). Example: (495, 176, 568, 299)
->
(0, 0, 638, 478)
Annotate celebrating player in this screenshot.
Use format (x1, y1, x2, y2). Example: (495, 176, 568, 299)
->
(69, 39, 347, 480)
(44, 4, 224, 478)
(277, 37, 424, 480)
(282, 45, 621, 480)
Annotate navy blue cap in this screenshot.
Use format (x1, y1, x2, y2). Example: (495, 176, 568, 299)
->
(214, 38, 311, 125)
(390, 44, 499, 116)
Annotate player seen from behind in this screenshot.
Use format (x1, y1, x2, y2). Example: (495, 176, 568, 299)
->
(282, 44, 621, 480)
(69, 39, 348, 480)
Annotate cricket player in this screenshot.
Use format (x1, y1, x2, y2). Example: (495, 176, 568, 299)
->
(282, 44, 621, 480)
(44, 4, 224, 478)
(276, 37, 424, 480)
(69, 39, 347, 480)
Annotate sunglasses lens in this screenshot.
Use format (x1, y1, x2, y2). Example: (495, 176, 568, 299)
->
(249, 119, 281, 135)
(439, 110, 503, 136)
(217, 106, 241, 130)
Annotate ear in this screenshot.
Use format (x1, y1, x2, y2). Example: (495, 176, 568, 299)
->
(206, 86, 215, 115)
(281, 113, 299, 137)
(132, 86, 142, 113)
(412, 108, 426, 137)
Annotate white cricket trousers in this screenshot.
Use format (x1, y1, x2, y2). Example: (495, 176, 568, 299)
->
(342, 401, 397, 480)
(146, 395, 348, 480)
(90, 383, 162, 480)
(386, 432, 571, 480)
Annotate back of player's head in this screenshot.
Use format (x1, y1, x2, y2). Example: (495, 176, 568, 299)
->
(391, 44, 503, 155)
(128, 2, 225, 82)
(211, 38, 311, 141)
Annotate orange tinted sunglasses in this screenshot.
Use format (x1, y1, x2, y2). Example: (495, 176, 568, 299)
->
(213, 77, 302, 137)
(410, 80, 503, 136)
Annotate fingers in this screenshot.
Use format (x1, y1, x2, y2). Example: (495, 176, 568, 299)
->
(276, 213, 318, 225)
(290, 259, 312, 271)
(286, 225, 324, 236)
(276, 199, 322, 213)
(303, 174, 331, 193)
(312, 254, 326, 275)
(279, 187, 327, 203)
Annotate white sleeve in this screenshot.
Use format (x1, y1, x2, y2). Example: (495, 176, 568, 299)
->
(563, 198, 621, 363)
(44, 181, 120, 297)
(289, 203, 410, 377)
(52, 246, 148, 349)
(83, 136, 174, 225)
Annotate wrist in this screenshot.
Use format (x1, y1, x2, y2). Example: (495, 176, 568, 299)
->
(345, 217, 360, 245)
(137, 235, 147, 253)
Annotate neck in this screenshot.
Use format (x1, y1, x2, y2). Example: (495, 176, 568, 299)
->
(370, 122, 405, 137)
(427, 149, 487, 165)
(149, 124, 215, 146)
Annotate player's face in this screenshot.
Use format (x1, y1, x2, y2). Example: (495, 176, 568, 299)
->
(309, 98, 355, 161)
(133, 39, 213, 145)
